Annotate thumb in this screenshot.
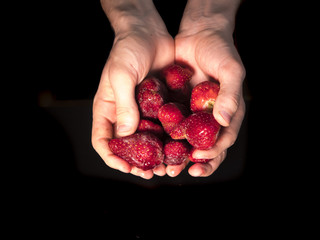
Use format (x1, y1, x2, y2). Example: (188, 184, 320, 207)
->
(110, 67, 140, 137)
(213, 61, 245, 127)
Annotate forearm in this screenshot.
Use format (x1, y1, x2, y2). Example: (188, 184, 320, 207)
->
(180, 0, 242, 34)
(100, 0, 164, 35)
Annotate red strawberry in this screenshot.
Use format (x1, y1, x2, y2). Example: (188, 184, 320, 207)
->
(136, 77, 168, 119)
(169, 119, 187, 140)
(137, 119, 164, 138)
(108, 132, 164, 170)
(188, 148, 211, 163)
(163, 64, 192, 91)
(184, 112, 221, 150)
(164, 139, 190, 165)
(190, 81, 220, 113)
(158, 102, 188, 135)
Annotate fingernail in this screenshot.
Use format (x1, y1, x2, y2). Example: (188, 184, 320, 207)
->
(193, 151, 207, 159)
(193, 152, 203, 159)
(169, 170, 176, 177)
(192, 168, 203, 177)
(119, 166, 130, 173)
(219, 110, 231, 125)
(117, 124, 132, 134)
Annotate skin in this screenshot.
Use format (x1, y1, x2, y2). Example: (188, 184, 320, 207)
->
(166, 0, 246, 177)
(92, 0, 245, 179)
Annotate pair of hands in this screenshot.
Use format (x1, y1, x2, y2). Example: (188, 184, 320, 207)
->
(92, 0, 245, 179)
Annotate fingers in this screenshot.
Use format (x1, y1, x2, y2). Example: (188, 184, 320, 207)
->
(92, 64, 140, 175)
(189, 98, 245, 177)
(188, 150, 227, 177)
(166, 159, 190, 177)
(153, 164, 167, 176)
(91, 113, 132, 173)
(130, 161, 189, 179)
(130, 167, 154, 180)
(128, 163, 167, 179)
(108, 65, 140, 137)
(199, 55, 245, 127)
(196, 97, 245, 156)
(92, 111, 165, 179)
(194, 36, 246, 127)
(213, 59, 245, 126)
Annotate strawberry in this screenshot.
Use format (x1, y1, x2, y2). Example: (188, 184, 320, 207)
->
(108, 132, 164, 170)
(137, 119, 164, 138)
(136, 77, 168, 119)
(169, 119, 187, 140)
(164, 139, 190, 165)
(184, 112, 221, 150)
(158, 102, 188, 136)
(162, 64, 192, 91)
(190, 81, 220, 113)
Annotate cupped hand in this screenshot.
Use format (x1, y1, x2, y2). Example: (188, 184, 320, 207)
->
(92, 22, 174, 179)
(166, 25, 246, 177)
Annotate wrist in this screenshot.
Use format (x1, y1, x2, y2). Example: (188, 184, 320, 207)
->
(101, 0, 167, 37)
(179, 0, 241, 35)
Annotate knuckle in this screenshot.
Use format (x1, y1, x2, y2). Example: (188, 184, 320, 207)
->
(91, 136, 97, 150)
(219, 58, 246, 82)
(116, 105, 135, 119)
(220, 130, 237, 149)
(227, 133, 237, 147)
(91, 130, 98, 150)
(240, 98, 246, 112)
(219, 92, 240, 114)
(232, 61, 246, 79)
(91, 136, 103, 154)
(219, 150, 227, 163)
(229, 93, 241, 111)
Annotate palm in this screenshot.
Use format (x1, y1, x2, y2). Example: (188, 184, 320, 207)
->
(175, 30, 240, 87)
(96, 32, 174, 126)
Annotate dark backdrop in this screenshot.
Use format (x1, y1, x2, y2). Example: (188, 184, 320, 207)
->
(23, 0, 293, 237)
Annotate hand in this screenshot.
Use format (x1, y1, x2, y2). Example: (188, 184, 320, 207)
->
(92, 1, 174, 179)
(166, 0, 246, 177)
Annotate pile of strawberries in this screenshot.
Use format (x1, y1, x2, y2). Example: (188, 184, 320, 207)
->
(109, 64, 221, 170)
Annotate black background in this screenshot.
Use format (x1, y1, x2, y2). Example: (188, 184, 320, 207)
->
(12, 0, 304, 237)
